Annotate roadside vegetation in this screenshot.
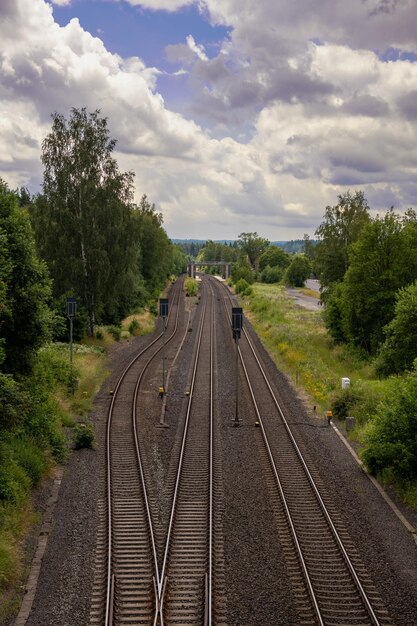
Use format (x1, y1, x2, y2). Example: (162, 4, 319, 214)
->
(221, 196, 417, 510)
(0, 108, 186, 622)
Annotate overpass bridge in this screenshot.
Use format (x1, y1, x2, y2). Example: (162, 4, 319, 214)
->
(187, 261, 232, 279)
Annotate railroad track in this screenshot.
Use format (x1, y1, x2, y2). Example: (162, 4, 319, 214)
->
(90, 279, 184, 626)
(211, 276, 392, 626)
(91, 278, 226, 625)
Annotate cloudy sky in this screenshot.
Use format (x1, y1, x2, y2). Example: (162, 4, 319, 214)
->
(1, 0, 417, 240)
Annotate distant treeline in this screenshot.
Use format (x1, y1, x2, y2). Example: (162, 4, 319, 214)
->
(174, 238, 316, 257)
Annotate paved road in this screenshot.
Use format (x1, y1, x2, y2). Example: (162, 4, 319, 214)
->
(286, 279, 321, 311)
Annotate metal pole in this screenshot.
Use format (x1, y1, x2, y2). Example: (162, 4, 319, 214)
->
(70, 316, 74, 395)
(162, 317, 166, 394)
(234, 335, 239, 426)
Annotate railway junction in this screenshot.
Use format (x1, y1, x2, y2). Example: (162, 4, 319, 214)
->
(18, 276, 417, 626)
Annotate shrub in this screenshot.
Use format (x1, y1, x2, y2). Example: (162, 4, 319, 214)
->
(361, 368, 417, 480)
(231, 262, 254, 285)
(235, 278, 250, 294)
(330, 386, 360, 421)
(184, 277, 199, 297)
(0, 447, 31, 504)
(74, 422, 95, 449)
(107, 325, 121, 341)
(284, 255, 311, 287)
(128, 318, 140, 335)
(260, 265, 283, 284)
(95, 328, 104, 340)
(11, 438, 48, 486)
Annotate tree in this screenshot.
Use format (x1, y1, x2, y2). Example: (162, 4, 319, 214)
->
(260, 265, 283, 284)
(314, 191, 370, 287)
(259, 245, 290, 272)
(237, 232, 269, 269)
(32, 108, 139, 335)
(362, 367, 417, 480)
(376, 281, 417, 376)
(341, 211, 417, 354)
(284, 255, 311, 287)
(231, 259, 254, 284)
(134, 195, 173, 298)
(0, 180, 52, 374)
(171, 245, 187, 275)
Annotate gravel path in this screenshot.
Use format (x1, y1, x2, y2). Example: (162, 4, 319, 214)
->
(15, 278, 417, 626)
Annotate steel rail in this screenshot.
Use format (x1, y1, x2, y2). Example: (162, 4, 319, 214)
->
(214, 276, 381, 626)
(104, 281, 183, 626)
(156, 279, 214, 624)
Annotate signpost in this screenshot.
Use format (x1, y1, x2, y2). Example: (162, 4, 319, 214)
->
(159, 299, 169, 397)
(232, 307, 243, 426)
(66, 297, 77, 394)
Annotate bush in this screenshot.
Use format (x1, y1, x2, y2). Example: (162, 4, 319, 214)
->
(231, 262, 254, 285)
(235, 278, 250, 294)
(361, 368, 417, 480)
(11, 438, 48, 486)
(128, 318, 140, 335)
(330, 386, 360, 421)
(184, 277, 199, 297)
(0, 446, 31, 504)
(107, 325, 121, 341)
(74, 422, 95, 449)
(260, 265, 283, 284)
(284, 255, 311, 287)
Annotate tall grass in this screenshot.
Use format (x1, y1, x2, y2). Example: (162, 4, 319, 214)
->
(245, 284, 374, 411)
(244, 283, 417, 509)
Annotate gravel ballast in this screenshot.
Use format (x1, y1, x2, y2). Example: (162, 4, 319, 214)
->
(15, 280, 417, 626)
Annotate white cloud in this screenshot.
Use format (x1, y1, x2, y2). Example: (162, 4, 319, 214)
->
(1, 0, 417, 240)
(119, 0, 194, 11)
(186, 35, 208, 61)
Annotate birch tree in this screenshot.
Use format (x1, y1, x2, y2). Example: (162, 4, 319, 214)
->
(34, 108, 137, 334)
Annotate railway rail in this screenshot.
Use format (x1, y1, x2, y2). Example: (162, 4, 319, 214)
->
(90, 272, 393, 625)
(211, 275, 392, 626)
(91, 278, 225, 626)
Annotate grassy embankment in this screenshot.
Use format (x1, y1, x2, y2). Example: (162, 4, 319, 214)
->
(241, 282, 417, 509)
(0, 308, 155, 624)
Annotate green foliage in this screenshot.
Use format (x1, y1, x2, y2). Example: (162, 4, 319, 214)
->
(362, 369, 417, 480)
(323, 282, 347, 344)
(376, 280, 417, 376)
(197, 240, 239, 265)
(259, 246, 290, 272)
(0, 374, 29, 432)
(231, 260, 254, 284)
(237, 232, 269, 269)
(284, 255, 311, 287)
(341, 211, 417, 354)
(330, 386, 361, 421)
(135, 195, 173, 299)
(107, 325, 121, 341)
(11, 438, 48, 486)
(235, 278, 251, 295)
(184, 277, 199, 296)
(0, 454, 30, 504)
(171, 245, 187, 275)
(128, 318, 140, 335)
(0, 180, 52, 374)
(32, 108, 141, 335)
(314, 191, 370, 287)
(260, 265, 283, 284)
(74, 423, 95, 449)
